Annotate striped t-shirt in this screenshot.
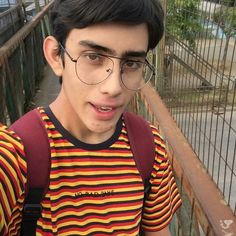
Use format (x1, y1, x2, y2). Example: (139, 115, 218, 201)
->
(0, 107, 181, 235)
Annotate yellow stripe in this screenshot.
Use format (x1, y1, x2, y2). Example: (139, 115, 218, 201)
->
(51, 133, 62, 138)
(111, 143, 129, 148)
(49, 195, 143, 211)
(0, 146, 20, 169)
(142, 214, 172, 231)
(49, 177, 141, 189)
(51, 152, 132, 157)
(0, 141, 14, 148)
(73, 224, 138, 236)
(0, 163, 17, 202)
(51, 169, 139, 178)
(40, 204, 142, 221)
(154, 147, 165, 156)
(1, 155, 19, 185)
(18, 156, 27, 171)
(53, 214, 140, 228)
(54, 143, 74, 148)
(8, 211, 22, 235)
(44, 185, 143, 200)
(145, 196, 173, 214)
(53, 143, 132, 149)
(0, 132, 23, 150)
(118, 136, 129, 142)
(63, 232, 135, 236)
(47, 124, 55, 129)
(0, 200, 6, 232)
(0, 182, 12, 218)
(37, 222, 138, 236)
(51, 160, 135, 168)
(0, 145, 26, 183)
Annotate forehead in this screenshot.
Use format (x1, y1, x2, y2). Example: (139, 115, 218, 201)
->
(66, 23, 149, 54)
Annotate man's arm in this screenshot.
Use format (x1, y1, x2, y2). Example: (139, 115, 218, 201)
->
(145, 226, 171, 236)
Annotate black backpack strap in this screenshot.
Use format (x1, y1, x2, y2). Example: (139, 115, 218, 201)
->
(10, 109, 51, 236)
(123, 111, 156, 191)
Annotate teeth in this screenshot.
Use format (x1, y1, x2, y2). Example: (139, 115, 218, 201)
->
(98, 106, 112, 112)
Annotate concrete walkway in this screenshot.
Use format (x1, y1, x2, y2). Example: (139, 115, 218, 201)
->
(33, 65, 60, 107)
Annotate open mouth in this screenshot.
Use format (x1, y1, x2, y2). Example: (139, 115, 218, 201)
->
(96, 106, 113, 113)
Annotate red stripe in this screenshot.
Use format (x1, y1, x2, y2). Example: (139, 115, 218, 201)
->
(50, 174, 141, 185)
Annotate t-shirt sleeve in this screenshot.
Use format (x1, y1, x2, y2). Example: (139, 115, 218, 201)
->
(0, 124, 26, 236)
(141, 126, 182, 232)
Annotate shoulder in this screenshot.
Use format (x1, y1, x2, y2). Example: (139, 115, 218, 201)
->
(142, 122, 167, 161)
(0, 124, 26, 235)
(149, 124, 166, 150)
(0, 123, 26, 176)
(0, 124, 26, 185)
(123, 112, 167, 156)
(0, 124, 24, 151)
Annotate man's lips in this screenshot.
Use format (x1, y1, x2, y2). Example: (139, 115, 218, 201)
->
(96, 106, 113, 112)
(90, 103, 119, 113)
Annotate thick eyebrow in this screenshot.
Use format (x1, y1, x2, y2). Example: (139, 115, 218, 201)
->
(79, 40, 115, 54)
(79, 40, 147, 58)
(122, 51, 147, 59)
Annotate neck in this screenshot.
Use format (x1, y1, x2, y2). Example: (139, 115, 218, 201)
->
(49, 94, 116, 144)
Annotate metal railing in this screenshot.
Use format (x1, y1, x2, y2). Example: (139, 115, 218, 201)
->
(0, 0, 53, 124)
(0, 3, 25, 45)
(130, 83, 236, 235)
(156, 0, 236, 215)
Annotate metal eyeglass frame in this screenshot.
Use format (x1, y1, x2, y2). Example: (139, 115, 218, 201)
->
(59, 42, 156, 91)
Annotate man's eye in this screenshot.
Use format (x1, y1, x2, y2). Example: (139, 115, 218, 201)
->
(85, 53, 101, 61)
(124, 60, 143, 70)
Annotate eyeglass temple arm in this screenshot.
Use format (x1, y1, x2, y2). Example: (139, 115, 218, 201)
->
(58, 42, 77, 63)
(145, 59, 156, 76)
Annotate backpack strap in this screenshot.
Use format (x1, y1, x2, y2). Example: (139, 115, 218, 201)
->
(10, 108, 50, 236)
(123, 111, 156, 235)
(123, 111, 156, 191)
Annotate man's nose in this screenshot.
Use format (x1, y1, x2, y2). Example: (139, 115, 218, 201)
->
(99, 62, 123, 96)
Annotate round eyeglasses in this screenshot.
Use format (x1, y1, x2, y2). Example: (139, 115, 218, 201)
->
(59, 43, 155, 91)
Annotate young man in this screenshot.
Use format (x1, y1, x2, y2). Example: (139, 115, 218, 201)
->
(0, 0, 181, 235)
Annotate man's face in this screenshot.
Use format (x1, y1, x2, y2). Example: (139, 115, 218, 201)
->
(53, 23, 149, 141)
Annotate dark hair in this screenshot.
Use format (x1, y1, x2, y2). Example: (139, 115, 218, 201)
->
(50, 0, 164, 50)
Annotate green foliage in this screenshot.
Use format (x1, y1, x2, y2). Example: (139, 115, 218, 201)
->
(213, 6, 236, 37)
(220, 0, 235, 7)
(166, 0, 202, 49)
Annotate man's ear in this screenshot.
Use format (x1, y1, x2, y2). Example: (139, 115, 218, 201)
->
(43, 36, 63, 77)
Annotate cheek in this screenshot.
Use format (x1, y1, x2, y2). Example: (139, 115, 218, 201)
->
(62, 68, 90, 101)
(126, 91, 136, 102)
(62, 61, 75, 80)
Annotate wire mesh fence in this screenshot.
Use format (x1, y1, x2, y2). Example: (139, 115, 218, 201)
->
(155, 0, 236, 215)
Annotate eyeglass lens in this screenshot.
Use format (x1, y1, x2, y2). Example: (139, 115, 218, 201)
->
(75, 52, 153, 90)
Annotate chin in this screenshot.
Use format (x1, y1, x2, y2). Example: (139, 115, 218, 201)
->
(93, 124, 115, 133)
(88, 120, 116, 134)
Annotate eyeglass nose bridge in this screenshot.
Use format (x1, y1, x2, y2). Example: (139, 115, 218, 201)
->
(104, 56, 126, 78)
(106, 68, 112, 73)
(104, 57, 124, 81)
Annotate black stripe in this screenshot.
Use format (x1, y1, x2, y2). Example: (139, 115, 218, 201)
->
(47, 198, 143, 215)
(45, 106, 123, 150)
